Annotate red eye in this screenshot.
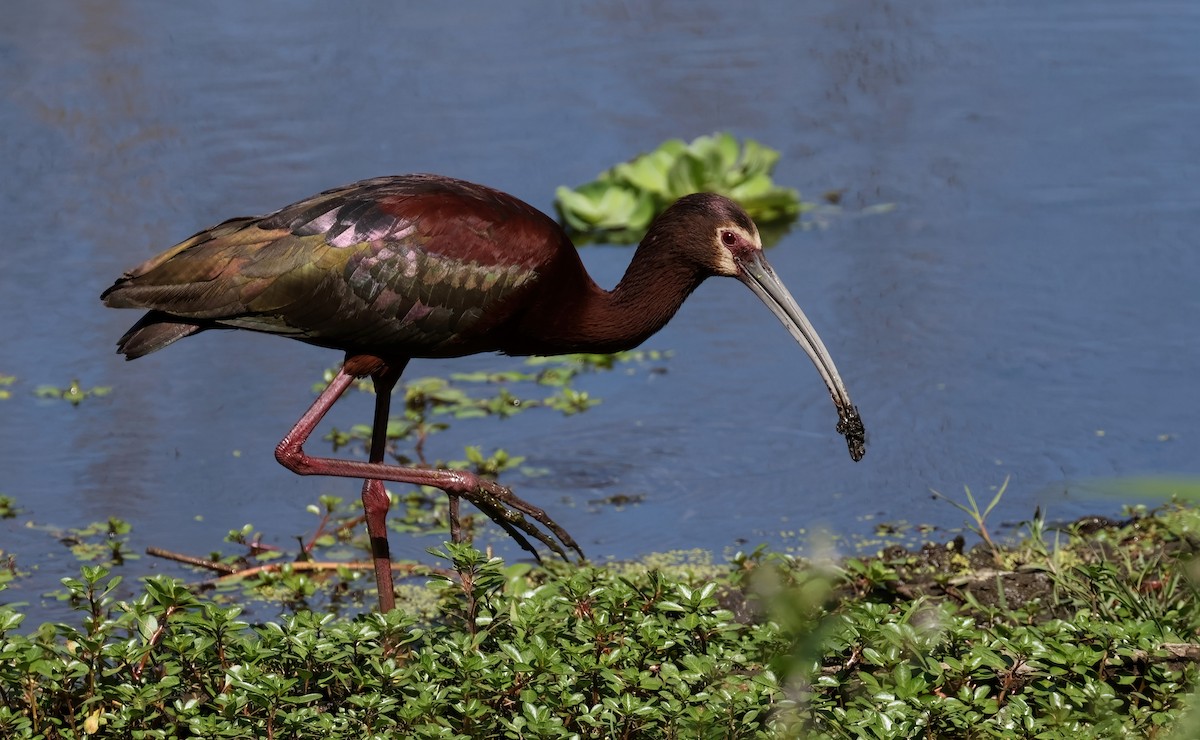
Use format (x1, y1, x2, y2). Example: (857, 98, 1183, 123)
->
(721, 231, 737, 247)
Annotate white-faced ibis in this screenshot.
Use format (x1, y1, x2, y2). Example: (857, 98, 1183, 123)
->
(102, 174, 865, 611)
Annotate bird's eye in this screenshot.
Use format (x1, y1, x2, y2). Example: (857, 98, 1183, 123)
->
(721, 231, 737, 247)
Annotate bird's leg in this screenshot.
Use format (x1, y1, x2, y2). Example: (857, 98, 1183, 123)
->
(275, 365, 584, 575)
(272, 364, 399, 611)
(448, 494, 461, 542)
(362, 365, 403, 612)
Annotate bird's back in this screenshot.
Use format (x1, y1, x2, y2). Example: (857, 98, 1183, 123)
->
(102, 175, 589, 360)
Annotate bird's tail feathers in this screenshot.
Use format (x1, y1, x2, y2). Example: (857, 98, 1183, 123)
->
(115, 312, 205, 359)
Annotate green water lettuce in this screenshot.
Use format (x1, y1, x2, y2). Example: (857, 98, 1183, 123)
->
(556, 133, 808, 244)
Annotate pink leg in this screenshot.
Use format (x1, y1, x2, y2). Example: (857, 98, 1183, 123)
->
(275, 364, 582, 610)
(361, 364, 402, 612)
(448, 494, 461, 542)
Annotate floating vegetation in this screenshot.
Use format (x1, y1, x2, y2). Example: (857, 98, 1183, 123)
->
(60, 516, 135, 565)
(34, 379, 112, 406)
(321, 351, 667, 463)
(556, 132, 808, 244)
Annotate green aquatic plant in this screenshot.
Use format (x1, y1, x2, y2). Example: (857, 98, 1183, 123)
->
(555, 132, 807, 243)
(60, 517, 135, 566)
(34, 379, 112, 406)
(321, 351, 664, 464)
(0, 375, 14, 400)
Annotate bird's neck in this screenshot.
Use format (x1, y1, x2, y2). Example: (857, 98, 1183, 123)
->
(524, 243, 705, 355)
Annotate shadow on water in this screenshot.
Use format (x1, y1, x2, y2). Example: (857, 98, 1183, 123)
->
(1, 1, 1198, 622)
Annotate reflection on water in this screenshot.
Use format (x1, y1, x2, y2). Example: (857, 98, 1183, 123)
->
(2, 1, 1198, 622)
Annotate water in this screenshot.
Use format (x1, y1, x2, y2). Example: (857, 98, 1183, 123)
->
(2, 1, 1198, 621)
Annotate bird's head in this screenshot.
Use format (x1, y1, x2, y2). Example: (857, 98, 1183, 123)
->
(651, 192, 867, 462)
(647, 192, 762, 277)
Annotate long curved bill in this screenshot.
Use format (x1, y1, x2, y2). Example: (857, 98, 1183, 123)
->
(736, 250, 866, 461)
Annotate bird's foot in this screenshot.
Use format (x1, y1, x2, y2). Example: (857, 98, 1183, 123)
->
(457, 478, 584, 563)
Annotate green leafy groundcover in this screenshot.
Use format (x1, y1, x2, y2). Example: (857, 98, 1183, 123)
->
(1, 546, 785, 739)
(3, 508, 1200, 738)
